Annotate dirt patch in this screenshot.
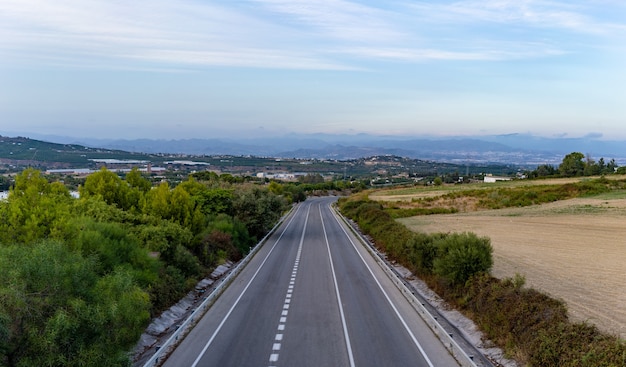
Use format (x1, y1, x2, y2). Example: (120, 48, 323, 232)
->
(399, 198, 626, 339)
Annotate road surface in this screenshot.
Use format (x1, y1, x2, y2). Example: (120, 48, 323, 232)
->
(162, 196, 460, 367)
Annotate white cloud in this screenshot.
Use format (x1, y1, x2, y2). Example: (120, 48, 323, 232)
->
(0, 0, 623, 71)
(250, 0, 405, 42)
(339, 42, 566, 62)
(0, 0, 350, 70)
(410, 0, 625, 35)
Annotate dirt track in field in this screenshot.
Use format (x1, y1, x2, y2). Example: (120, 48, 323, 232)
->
(399, 198, 626, 339)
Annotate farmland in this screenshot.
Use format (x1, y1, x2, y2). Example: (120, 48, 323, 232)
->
(377, 178, 626, 339)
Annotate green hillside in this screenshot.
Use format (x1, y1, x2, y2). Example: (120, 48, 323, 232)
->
(0, 136, 154, 166)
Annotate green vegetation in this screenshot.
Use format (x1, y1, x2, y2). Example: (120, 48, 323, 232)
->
(449, 179, 613, 208)
(0, 136, 154, 167)
(0, 241, 150, 367)
(529, 151, 618, 178)
(459, 274, 626, 367)
(0, 168, 288, 366)
(386, 177, 626, 218)
(339, 199, 492, 285)
(0, 176, 10, 191)
(339, 193, 626, 366)
(386, 207, 458, 218)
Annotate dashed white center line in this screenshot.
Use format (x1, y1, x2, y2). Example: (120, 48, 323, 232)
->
(267, 204, 309, 366)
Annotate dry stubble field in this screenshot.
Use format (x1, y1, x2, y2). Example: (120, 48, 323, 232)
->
(398, 196, 626, 339)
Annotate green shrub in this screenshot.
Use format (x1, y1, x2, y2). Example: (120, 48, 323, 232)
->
(387, 207, 458, 218)
(531, 322, 626, 367)
(432, 232, 493, 285)
(406, 232, 443, 275)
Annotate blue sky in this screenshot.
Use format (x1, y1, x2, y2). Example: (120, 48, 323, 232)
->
(1, 0, 626, 140)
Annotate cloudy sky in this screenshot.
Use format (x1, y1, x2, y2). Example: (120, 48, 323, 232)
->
(1, 0, 625, 140)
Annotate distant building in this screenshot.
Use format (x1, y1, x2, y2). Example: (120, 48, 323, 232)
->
(89, 159, 149, 164)
(164, 160, 211, 166)
(484, 174, 512, 183)
(45, 167, 166, 176)
(256, 172, 307, 181)
(46, 168, 94, 175)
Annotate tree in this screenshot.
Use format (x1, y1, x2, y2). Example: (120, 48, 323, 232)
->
(196, 188, 234, 216)
(298, 173, 324, 184)
(232, 186, 287, 240)
(125, 168, 151, 192)
(124, 168, 151, 212)
(597, 157, 607, 174)
(194, 214, 253, 265)
(0, 176, 11, 191)
(190, 171, 219, 182)
(532, 164, 557, 178)
(0, 169, 72, 243)
(169, 185, 194, 227)
(144, 182, 171, 219)
(559, 152, 585, 177)
(284, 184, 307, 203)
(80, 168, 130, 210)
(67, 219, 155, 276)
(267, 181, 284, 195)
(606, 158, 618, 174)
(583, 154, 601, 176)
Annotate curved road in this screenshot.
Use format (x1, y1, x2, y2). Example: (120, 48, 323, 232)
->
(162, 197, 460, 367)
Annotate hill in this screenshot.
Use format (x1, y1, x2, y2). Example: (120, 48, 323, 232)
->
(0, 136, 516, 179)
(0, 135, 155, 170)
(14, 132, 626, 166)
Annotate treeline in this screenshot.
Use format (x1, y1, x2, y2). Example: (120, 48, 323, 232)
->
(338, 199, 626, 366)
(266, 174, 366, 203)
(529, 152, 622, 178)
(0, 168, 287, 366)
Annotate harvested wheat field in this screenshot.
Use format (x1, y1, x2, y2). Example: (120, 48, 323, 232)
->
(399, 197, 626, 339)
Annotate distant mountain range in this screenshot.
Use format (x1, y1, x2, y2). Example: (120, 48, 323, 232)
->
(6, 132, 626, 167)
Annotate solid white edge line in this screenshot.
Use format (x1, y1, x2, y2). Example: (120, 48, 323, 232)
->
(319, 204, 356, 367)
(189, 203, 304, 367)
(329, 203, 436, 367)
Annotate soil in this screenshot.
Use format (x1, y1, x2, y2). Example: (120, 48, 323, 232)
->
(399, 198, 626, 339)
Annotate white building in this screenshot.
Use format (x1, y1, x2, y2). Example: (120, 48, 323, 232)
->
(484, 174, 512, 183)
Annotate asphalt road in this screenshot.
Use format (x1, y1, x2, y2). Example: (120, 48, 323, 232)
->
(162, 197, 460, 367)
